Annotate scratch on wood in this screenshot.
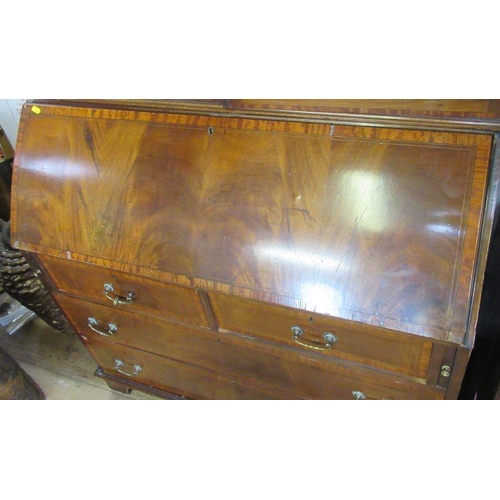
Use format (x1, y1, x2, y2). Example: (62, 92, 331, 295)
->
(285, 207, 315, 221)
(331, 208, 368, 280)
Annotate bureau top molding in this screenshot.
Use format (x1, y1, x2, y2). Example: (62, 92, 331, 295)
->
(30, 99, 500, 133)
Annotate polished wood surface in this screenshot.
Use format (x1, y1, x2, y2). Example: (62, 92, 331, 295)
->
(55, 292, 441, 398)
(38, 255, 209, 328)
(10, 100, 500, 399)
(29, 99, 500, 132)
(82, 334, 445, 400)
(227, 99, 500, 116)
(83, 335, 299, 400)
(210, 292, 433, 378)
(32, 98, 500, 116)
(12, 105, 491, 343)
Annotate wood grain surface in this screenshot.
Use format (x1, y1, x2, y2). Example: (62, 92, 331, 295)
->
(11, 105, 492, 344)
(38, 254, 209, 328)
(29, 99, 500, 132)
(209, 292, 433, 378)
(82, 334, 445, 400)
(227, 99, 500, 116)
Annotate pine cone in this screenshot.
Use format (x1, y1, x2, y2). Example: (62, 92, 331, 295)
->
(0, 221, 74, 335)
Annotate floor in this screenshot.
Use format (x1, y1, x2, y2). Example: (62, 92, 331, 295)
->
(0, 316, 160, 400)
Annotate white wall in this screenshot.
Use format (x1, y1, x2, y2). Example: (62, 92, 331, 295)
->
(0, 99, 25, 148)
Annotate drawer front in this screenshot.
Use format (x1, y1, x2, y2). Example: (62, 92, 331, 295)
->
(39, 255, 209, 328)
(68, 296, 445, 399)
(210, 293, 433, 379)
(81, 336, 299, 400)
(56, 293, 217, 360)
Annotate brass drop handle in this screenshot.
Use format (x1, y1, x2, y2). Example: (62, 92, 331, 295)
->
(114, 359, 142, 378)
(87, 317, 117, 337)
(104, 283, 136, 306)
(352, 391, 366, 400)
(291, 326, 338, 351)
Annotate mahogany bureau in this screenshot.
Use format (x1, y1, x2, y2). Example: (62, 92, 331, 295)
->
(10, 99, 500, 399)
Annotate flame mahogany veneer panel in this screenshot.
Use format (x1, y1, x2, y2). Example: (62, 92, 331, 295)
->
(12, 106, 491, 342)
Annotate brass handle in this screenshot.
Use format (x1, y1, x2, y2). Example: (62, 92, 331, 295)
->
(291, 326, 338, 351)
(87, 317, 117, 337)
(104, 283, 136, 306)
(114, 359, 142, 378)
(352, 391, 366, 400)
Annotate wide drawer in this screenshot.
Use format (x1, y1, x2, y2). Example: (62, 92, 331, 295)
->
(81, 336, 299, 400)
(209, 293, 434, 379)
(69, 298, 445, 399)
(38, 254, 209, 328)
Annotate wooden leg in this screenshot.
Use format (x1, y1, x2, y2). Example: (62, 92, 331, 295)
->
(105, 378, 133, 395)
(94, 367, 133, 395)
(94, 367, 184, 400)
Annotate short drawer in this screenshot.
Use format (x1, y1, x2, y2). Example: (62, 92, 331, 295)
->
(38, 254, 209, 328)
(209, 293, 433, 379)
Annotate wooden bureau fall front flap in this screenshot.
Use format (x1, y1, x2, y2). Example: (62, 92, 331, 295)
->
(10, 99, 500, 399)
